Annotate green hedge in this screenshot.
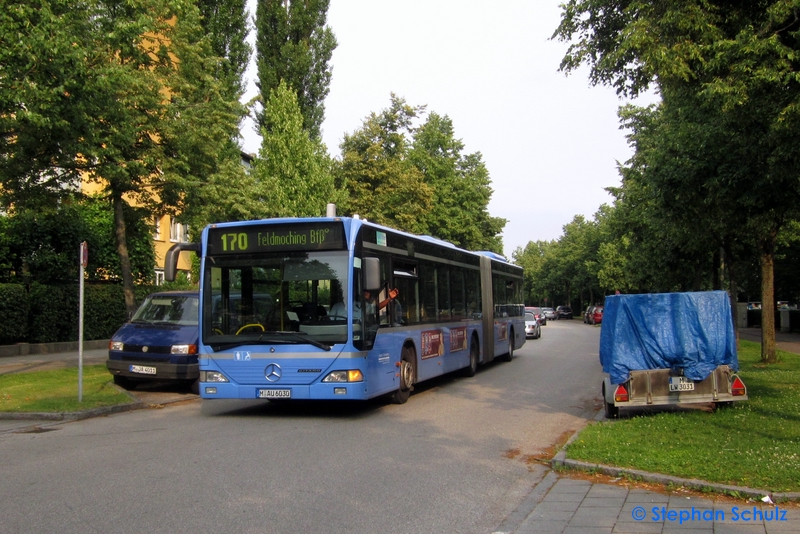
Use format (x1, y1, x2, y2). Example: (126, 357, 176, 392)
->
(1, 283, 160, 345)
(0, 284, 29, 345)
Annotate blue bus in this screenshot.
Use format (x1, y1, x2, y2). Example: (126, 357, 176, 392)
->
(165, 215, 525, 404)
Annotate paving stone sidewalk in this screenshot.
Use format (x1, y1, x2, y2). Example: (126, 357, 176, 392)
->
(503, 473, 799, 534)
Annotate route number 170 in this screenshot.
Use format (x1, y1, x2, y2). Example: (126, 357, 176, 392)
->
(221, 232, 248, 252)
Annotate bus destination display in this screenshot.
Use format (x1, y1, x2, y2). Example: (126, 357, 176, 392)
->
(207, 222, 346, 255)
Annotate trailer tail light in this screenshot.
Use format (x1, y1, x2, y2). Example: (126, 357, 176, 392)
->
(731, 376, 746, 396)
(614, 384, 629, 403)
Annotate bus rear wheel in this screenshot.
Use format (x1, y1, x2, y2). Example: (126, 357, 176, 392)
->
(500, 331, 514, 362)
(461, 337, 479, 377)
(391, 346, 416, 404)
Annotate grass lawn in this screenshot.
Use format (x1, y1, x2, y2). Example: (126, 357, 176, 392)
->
(0, 365, 132, 413)
(566, 340, 800, 493)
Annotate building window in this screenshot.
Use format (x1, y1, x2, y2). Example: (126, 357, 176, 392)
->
(155, 269, 165, 286)
(169, 217, 189, 243)
(153, 216, 162, 240)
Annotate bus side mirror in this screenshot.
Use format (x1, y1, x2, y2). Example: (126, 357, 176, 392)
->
(165, 242, 200, 281)
(364, 257, 381, 291)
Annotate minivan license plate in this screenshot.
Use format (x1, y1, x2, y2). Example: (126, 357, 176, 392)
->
(669, 376, 694, 392)
(130, 365, 157, 375)
(258, 389, 291, 399)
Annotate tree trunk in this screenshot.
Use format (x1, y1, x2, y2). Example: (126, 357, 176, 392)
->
(726, 255, 740, 348)
(760, 236, 777, 363)
(113, 194, 137, 318)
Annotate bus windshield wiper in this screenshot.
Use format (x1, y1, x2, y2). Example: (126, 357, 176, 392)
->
(209, 332, 331, 352)
(257, 331, 331, 351)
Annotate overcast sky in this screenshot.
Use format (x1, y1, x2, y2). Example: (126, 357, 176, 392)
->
(241, 1, 658, 258)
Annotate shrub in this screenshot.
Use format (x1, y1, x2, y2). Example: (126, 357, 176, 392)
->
(0, 284, 28, 344)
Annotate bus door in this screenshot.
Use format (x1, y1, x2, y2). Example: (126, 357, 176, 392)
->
(358, 256, 397, 396)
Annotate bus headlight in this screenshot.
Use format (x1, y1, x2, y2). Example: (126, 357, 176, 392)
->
(200, 371, 229, 383)
(322, 370, 363, 383)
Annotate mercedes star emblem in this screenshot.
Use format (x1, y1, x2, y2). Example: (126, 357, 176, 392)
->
(264, 363, 282, 382)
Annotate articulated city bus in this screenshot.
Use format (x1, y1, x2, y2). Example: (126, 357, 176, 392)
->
(165, 215, 525, 404)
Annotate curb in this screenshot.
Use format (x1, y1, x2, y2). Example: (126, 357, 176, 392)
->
(550, 409, 800, 503)
(0, 399, 145, 423)
(0, 387, 195, 434)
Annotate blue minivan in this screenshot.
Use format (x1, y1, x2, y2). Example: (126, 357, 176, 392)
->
(106, 290, 199, 392)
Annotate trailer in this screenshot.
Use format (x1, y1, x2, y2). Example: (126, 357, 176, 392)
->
(600, 291, 747, 418)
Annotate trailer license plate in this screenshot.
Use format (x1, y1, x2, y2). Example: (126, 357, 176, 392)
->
(258, 389, 291, 399)
(669, 377, 694, 392)
(130, 365, 157, 375)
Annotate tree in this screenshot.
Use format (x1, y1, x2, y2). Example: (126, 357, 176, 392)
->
(554, 0, 800, 362)
(337, 95, 433, 233)
(409, 113, 506, 253)
(251, 81, 340, 217)
(195, 0, 252, 102)
(513, 239, 556, 305)
(1, 0, 243, 314)
(0, 198, 154, 285)
(255, 0, 336, 138)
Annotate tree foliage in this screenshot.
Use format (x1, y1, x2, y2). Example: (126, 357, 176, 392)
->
(337, 95, 506, 252)
(251, 81, 340, 218)
(0, 198, 154, 285)
(255, 0, 336, 138)
(1, 0, 243, 313)
(337, 96, 433, 234)
(195, 0, 252, 102)
(409, 113, 506, 252)
(554, 0, 800, 362)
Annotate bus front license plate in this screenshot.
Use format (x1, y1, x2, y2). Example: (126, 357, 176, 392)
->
(669, 377, 694, 392)
(258, 389, 291, 399)
(130, 365, 157, 375)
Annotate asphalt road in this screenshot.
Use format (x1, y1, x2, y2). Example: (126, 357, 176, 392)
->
(0, 320, 604, 534)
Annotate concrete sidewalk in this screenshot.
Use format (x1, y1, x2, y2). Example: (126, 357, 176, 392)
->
(738, 327, 800, 354)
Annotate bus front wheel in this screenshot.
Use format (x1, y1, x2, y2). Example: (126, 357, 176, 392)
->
(391, 346, 416, 404)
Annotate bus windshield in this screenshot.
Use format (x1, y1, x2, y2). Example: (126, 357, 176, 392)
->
(202, 251, 350, 350)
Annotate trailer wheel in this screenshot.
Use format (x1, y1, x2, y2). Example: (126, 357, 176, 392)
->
(602, 382, 619, 419)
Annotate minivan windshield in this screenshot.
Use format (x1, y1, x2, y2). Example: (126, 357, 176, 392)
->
(131, 295, 198, 326)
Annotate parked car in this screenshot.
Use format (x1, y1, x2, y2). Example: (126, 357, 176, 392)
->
(524, 312, 541, 339)
(542, 307, 556, 321)
(583, 306, 595, 324)
(525, 306, 546, 325)
(106, 290, 199, 392)
(591, 306, 604, 325)
(556, 305, 573, 319)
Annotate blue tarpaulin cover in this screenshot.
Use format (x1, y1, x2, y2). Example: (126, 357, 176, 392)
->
(599, 291, 738, 385)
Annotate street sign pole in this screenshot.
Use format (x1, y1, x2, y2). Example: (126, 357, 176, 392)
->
(78, 241, 88, 402)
